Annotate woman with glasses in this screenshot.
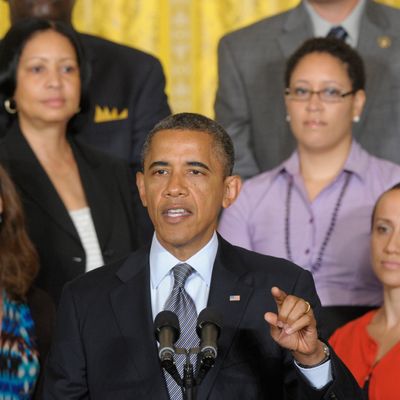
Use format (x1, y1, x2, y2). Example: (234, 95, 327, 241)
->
(219, 37, 400, 336)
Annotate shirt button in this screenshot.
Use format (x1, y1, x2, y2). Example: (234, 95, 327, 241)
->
(309, 218, 314, 224)
(305, 249, 310, 255)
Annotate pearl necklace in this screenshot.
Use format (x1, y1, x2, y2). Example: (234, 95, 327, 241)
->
(284, 171, 352, 273)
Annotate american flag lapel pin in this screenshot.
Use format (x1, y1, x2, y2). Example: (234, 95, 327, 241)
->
(229, 294, 240, 302)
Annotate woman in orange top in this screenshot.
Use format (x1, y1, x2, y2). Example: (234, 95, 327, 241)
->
(330, 182, 400, 400)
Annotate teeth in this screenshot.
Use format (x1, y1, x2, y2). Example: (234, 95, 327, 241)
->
(166, 208, 186, 216)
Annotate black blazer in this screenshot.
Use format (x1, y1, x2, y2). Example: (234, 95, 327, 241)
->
(0, 123, 139, 304)
(43, 237, 363, 399)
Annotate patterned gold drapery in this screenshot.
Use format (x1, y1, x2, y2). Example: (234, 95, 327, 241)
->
(0, 0, 399, 116)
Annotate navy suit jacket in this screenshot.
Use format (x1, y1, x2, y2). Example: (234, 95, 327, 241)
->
(43, 236, 363, 399)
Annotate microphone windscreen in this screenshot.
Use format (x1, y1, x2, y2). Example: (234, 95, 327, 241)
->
(196, 307, 222, 337)
(154, 310, 180, 342)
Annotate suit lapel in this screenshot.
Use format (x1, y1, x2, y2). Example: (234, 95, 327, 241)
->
(197, 237, 254, 399)
(3, 124, 79, 241)
(277, 4, 313, 59)
(110, 249, 169, 399)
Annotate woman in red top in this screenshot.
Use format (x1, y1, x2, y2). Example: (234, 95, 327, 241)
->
(330, 182, 400, 400)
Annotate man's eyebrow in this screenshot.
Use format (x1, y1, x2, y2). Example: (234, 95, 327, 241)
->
(148, 161, 169, 169)
(186, 161, 210, 171)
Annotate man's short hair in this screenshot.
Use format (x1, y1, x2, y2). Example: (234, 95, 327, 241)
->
(141, 113, 235, 177)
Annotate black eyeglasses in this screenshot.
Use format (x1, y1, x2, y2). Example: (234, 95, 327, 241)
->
(285, 87, 355, 103)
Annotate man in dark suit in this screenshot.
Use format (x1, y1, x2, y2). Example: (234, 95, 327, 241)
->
(43, 113, 363, 399)
(215, 0, 400, 178)
(5, 0, 170, 176)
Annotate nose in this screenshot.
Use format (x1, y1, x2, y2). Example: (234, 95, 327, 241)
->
(306, 91, 323, 111)
(163, 172, 188, 198)
(47, 68, 62, 88)
(384, 231, 400, 254)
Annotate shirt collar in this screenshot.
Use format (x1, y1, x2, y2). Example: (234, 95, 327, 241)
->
(304, 0, 366, 47)
(278, 140, 367, 181)
(149, 231, 218, 289)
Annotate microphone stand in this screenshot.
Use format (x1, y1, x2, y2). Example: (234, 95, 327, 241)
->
(182, 350, 195, 400)
(163, 346, 216, 400)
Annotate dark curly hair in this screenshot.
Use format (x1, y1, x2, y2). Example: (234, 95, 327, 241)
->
(285, 37, 365, 92)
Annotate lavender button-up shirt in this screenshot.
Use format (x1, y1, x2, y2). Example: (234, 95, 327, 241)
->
(219, 141, 400, 306)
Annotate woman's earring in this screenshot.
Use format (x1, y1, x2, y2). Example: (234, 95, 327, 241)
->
(353, 115, 360, 123)
(286, 114, 291, 122)
(4, 99, 17, 114)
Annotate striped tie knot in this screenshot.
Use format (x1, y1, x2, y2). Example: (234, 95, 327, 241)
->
(172, 263, 194, 289)
(327, 26, 348, 41)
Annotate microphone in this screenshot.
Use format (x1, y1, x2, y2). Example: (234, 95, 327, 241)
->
(196, 307, 222, 383)
(154, 310, 180, 364)
(154, 311, 183, 386)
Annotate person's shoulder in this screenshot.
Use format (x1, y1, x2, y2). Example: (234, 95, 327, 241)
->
(366, 0, 400, 23)
(78, 32, 162, 65)
(220, 5, 297, 45)
(65, 247, 148, 297)
(364, 148, 400, 182)
(239, 163, 284, 202)
(330, 309, 376, 342)
(72, 136, 129, 169)
(219, 235, 305, 279)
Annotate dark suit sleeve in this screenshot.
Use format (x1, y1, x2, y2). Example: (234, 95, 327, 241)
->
(43, 284, 89, 400)
(129, 57, 170, 175)
(214, 36, 260, 179)
(287, 269, 364, 400)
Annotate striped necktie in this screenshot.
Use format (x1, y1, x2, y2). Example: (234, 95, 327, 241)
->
(327, 26, 348, 41)
(164, 263, 198, 400)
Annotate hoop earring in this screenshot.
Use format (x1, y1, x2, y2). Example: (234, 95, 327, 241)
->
(4, 99, 17, 114)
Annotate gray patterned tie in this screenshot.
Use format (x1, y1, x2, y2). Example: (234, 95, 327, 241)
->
(327, 26, 348, 41)
(164, 263, 198, 400)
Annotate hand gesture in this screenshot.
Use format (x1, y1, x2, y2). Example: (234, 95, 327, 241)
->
(264, 286, 325, 366)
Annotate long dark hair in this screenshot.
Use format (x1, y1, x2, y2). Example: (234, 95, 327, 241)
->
(0, 164, 39, 300)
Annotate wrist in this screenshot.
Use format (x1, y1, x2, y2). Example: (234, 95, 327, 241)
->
(294, 342, 330, 369)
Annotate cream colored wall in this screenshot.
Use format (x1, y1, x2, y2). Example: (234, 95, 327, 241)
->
(0, 0, 398, 116)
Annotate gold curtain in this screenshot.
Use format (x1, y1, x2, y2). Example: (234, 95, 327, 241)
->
(0, 0, 399, 116)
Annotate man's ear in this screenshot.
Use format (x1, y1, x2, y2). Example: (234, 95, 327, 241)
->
(222, 175, 242, 209)
(136, 171, 147, 207)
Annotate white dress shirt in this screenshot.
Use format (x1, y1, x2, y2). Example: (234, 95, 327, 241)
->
(305, 0, 366, 47)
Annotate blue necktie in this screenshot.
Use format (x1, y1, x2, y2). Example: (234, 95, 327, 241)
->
(164, 263, 198, 400)
(327, 26, 348, 41)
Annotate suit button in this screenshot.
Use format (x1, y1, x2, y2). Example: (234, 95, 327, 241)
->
(329, 393, 338, 399)
(72, 256, 83, 263)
